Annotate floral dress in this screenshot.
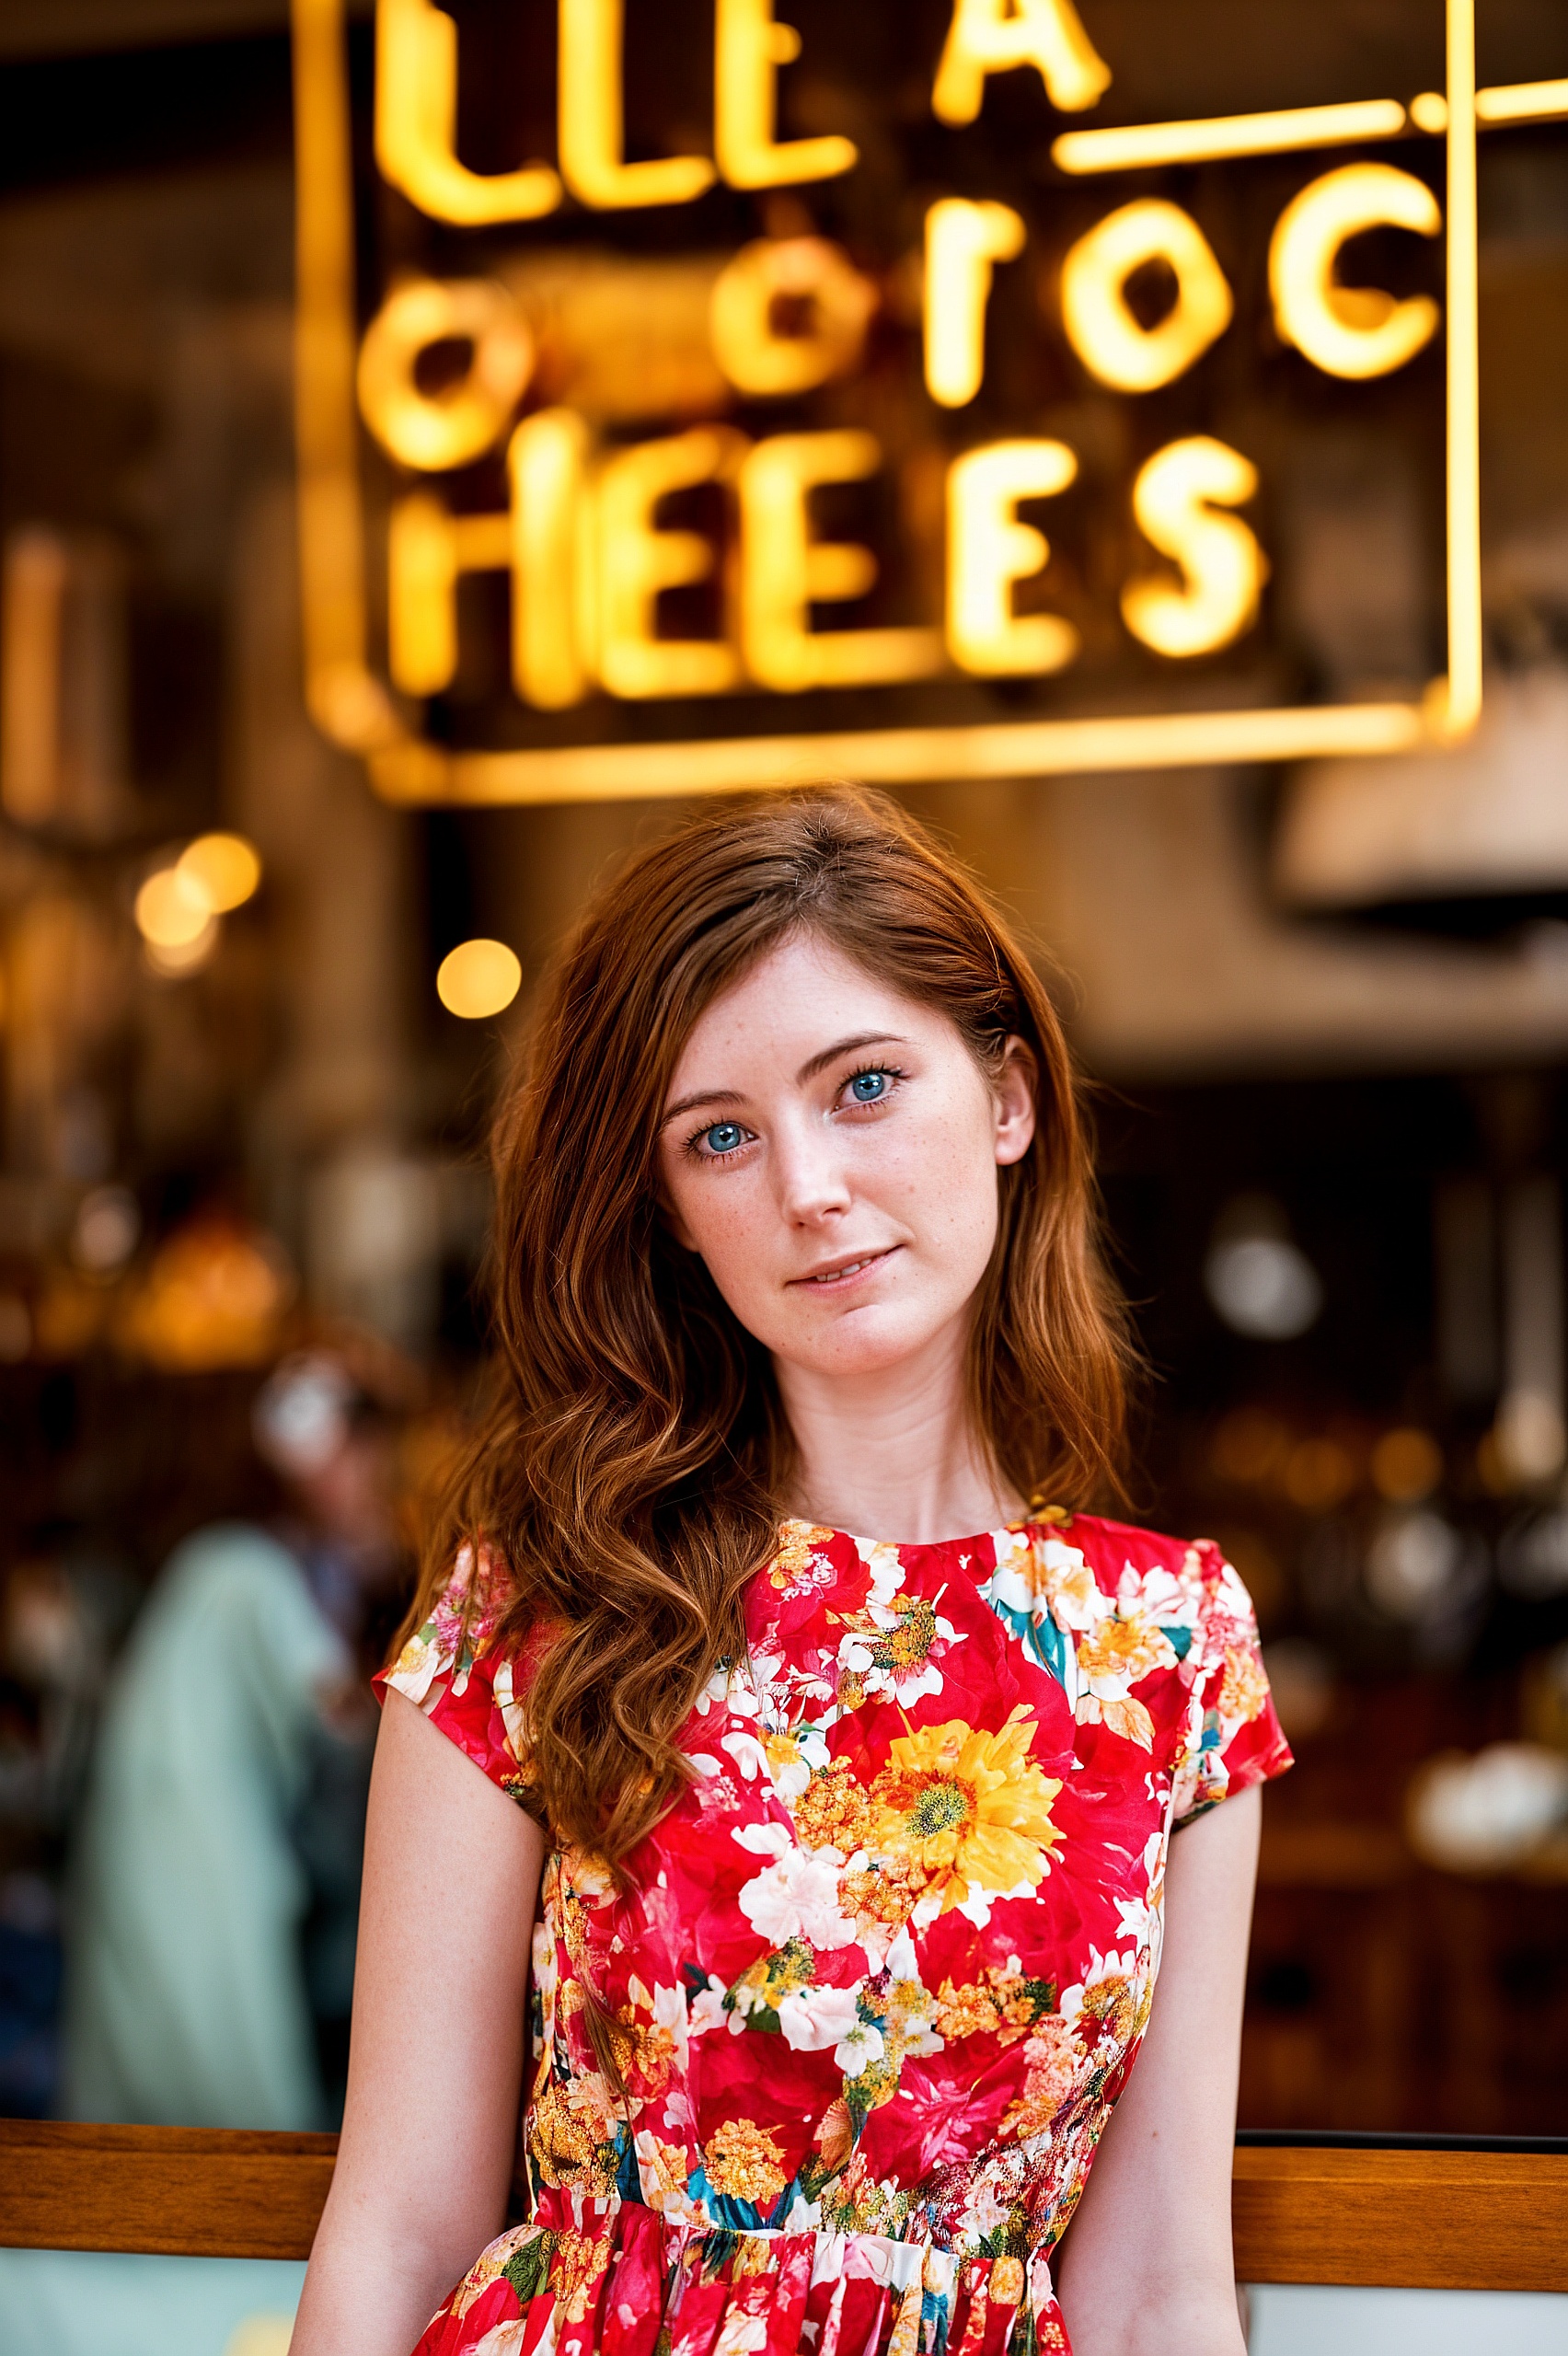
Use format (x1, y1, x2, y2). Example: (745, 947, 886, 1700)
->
(382, 1512, 1291, 2356)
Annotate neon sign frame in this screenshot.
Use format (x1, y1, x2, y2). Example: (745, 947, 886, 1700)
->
(291, 0, 1511, 807)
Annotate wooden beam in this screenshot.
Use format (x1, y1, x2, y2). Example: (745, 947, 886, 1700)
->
(0, 2119, 338, 2262)
(1232, 2145, 1568, 2292)
(3, 2122, 1567, 2292)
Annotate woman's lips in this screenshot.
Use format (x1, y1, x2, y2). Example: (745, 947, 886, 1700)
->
(790, 1245, 899, 1292)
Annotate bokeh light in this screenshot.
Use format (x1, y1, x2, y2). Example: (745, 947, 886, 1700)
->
(134, 866, 213, 949)
(436, 938, 522, 1019)
(177, 832, 262, 913)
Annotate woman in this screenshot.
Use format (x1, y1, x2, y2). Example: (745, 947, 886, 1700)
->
(292, 788, 1289, 2356)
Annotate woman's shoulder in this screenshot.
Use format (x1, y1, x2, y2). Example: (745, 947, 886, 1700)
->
(1040, 1507, 1242, 1599)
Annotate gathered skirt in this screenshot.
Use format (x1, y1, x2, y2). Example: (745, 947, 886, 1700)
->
(411, 2190, 1071, 2356)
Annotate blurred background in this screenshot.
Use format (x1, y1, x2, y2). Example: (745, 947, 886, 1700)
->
(1, 8, 1567, 2297)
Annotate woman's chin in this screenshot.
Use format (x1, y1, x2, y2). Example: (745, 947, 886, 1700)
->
(776, 1304, 958, 1383)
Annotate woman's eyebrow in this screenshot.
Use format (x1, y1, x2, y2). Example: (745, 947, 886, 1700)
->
(795, 1032, 910, 1083)
(659, 1084, 745, 1128)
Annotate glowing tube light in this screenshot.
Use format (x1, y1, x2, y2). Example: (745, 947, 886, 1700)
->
(1052, 98, 1407, 175)
(1443, 0, 1482, 740)
(1477, 78, 1568, 125)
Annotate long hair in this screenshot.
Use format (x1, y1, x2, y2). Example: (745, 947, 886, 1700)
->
(410, 786, 1133, 1865)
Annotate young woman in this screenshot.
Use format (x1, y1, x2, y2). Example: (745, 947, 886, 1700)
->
(292, 787, 1289, 2356)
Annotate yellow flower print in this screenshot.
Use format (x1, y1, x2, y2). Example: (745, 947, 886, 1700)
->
(870, 1709, 1063, 1912)
(1075, 1614, 1175, 1690)
(1217, 1643, 1269, 1726)
(792, 1758, 876, 1854)
(933, 1964, 1055, 2045)
(528, 2078, 595, 2187)
(768, 1522, 837, 1592)
(991, 2256, 1026, 2305)
(704, 2117, 789, 2206)
(550, 2227, 609, 2326)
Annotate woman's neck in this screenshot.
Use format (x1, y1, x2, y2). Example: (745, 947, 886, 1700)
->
(773, 1325, 1023, 1545)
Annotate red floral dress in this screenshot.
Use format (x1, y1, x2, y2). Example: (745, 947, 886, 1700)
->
(382, 1513, 1290, 2356)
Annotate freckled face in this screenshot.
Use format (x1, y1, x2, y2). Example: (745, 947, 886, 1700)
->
(656, 933, 1035, 1380)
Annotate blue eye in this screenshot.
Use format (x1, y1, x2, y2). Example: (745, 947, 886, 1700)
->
(848, 1070, 889, 1103)
(702, 1121, 745, 1155)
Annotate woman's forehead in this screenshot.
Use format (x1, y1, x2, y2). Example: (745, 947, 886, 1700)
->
(665, 935, 935, 1094)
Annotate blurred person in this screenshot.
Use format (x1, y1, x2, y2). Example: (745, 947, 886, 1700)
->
(61, 1351, 401, 2130)
(0, 1551, 114, 2116)
(294, 791, 1290, 2356)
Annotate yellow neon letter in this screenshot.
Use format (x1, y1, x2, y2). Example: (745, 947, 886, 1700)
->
(375, 0, 561, 224)
(1060, 200, 1233, 391)
(358, 279, 533, 470)
(738, 432, 943, 690)
(947, 440, 1078, 675)
(508, 410, 593, 710)
(1120, 436, 1265, 658)
(932, 0, 1111, 123)
(596, 429, 744, 699)
(387, 495, 510, 694)
(710, 238, 877, 396)
(559, 0, 716, 209)
(715, 0, 858, 188)
(925, 199, 1027, 407)
(1269, 164, 1440, 379)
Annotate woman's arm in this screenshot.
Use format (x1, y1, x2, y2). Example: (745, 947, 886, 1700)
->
(1053, 1784, 1261, 2356)
(290, 1689, 546, 2356)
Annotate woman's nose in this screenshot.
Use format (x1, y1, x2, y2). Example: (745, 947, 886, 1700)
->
(772, 1114, 852, 1223)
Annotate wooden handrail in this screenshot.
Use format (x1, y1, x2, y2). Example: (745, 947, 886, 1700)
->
(2, 2121, 1567, 2292)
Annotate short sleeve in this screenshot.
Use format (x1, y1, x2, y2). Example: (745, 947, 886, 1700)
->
(1170, 1540, 1292, 1828)
(377, 1543, 547, 1822)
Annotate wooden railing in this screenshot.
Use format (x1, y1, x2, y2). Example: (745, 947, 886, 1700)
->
(2, 2121, 1567, 2292)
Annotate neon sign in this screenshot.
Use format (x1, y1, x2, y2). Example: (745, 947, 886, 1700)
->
(289, 0, 1563, 807)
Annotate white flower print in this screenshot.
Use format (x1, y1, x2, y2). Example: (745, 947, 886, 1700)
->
(776, 1980, 863, 2054)
(688, 1974, 742, 2038)
(835, 2018, 885, 2077)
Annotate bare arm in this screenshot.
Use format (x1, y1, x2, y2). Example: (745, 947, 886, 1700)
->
(1054, 1784, 1261, 2356)
(290, 1689, 546, 2356)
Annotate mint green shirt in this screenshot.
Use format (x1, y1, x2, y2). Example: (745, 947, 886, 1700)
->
(63, 1524, 348, 2129)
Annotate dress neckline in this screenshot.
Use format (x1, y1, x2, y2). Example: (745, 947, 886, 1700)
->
(776, 1511, 1048, 1555)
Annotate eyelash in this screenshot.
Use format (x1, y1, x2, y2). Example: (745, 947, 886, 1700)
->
(681, 1064, 907, 1162)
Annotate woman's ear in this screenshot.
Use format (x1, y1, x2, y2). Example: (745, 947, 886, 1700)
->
(994, 1036, 1038, 1167)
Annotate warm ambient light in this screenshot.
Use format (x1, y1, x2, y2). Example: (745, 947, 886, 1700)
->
(1060, 201, 1233, 392)
(933, 0, 1111, 124)
(924, 200, 1027, 407)
(946, 440, 1078, 676)
(714, 0, 857, 187)
(596, 428, 743, 699)
(1052, 98, 1408, 174)
(1121, 437, 1266, 658)
(135, 866, 216, 949)
(558, 0, 715, 209)
(1268, 164, 1440, 380)
(178, 833, 262, 913)
(737, 431, 944, 691)
(1476, 76, 1568, 125)
(375, 0, 561, 224)
(709, 238, 876, 398)
(436, 938, 523, 1019)
(509, 410, 593, 711)
(357, 278, 533, 470)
